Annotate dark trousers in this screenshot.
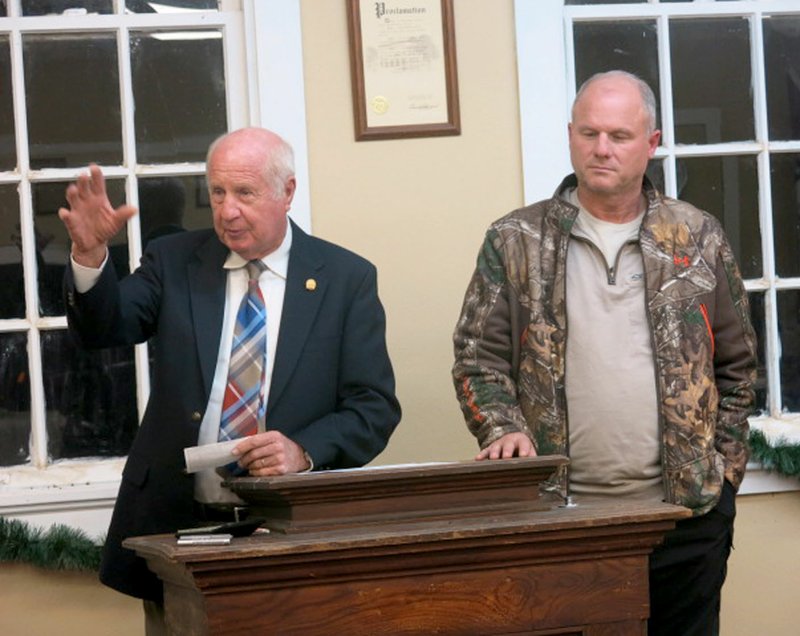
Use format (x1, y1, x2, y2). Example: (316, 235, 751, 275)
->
(648, 481, 736, 636)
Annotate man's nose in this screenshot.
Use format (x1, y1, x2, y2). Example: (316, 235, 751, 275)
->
(594, 133, 611, 156)
(219, 195, 239, 218)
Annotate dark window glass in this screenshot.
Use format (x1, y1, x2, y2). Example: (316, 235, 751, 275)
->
(646, 158, 664, 194)
(0, 185, 24, 319)
(670, 18, 754, 144)
(748, 292, 767, 415)
(126, 0, 218, 12)
(130, 30, 227, 164)
(769, 153, 800, 278)
(778, 290, 800, 412)
(22, 0, 113, 16)
(764, 15, 800, 141)
(24, 32, 122, 169)
(0, 332, 31, 466)
(138, 175, 212, 250)
(32, 180, 129, 317)
(675, 155, 761, 279)
(42, 330, 137, 459)
(573, 20, 661, 131)
(0, 36, 15, 171)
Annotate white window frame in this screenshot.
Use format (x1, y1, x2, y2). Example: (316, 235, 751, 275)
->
(515, 0, 800, 494)
(0, 0, 311, 537)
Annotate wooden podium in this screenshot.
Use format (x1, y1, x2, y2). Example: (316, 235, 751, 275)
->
(125, 457, 690, 635)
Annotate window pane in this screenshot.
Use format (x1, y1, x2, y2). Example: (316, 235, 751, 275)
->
(676, 155, 761, 279)
(646, 158, 664, 194)
(573, 20, 661, 131)
(22, 0, 112, 16)
(42, 331, 138, 459)
(670, 18, 754, 144)
(778, 290, 800, 412)
(126, 0, 218, 12)
(769, 153, 800, 278)
(131, 30, 227, 164)
(138, 175, 212, 250)
(23, 33, 122, 169)
(32, 180, 129, 317)
(748, 292, 767, 415)
(764, 15, 800, 141)
(0, 36, 15, 170)
(0, 184, 24, 319)
(0, 332, 30, 467)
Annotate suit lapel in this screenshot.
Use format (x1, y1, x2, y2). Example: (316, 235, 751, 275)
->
(268, 222, 326, 411)
(188, 234, 229, 398)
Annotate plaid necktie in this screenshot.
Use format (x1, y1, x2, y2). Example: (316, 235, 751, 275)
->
(218, 260, 267, 476)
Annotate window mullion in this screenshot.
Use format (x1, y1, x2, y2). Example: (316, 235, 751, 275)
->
(657, 13, 676, 198)
(748, 9, 781, 417)
(10, 19, 49, 467)
(117, 22, 151, 423)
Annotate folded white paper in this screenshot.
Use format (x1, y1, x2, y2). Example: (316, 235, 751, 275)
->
(184, 440, 240, 473)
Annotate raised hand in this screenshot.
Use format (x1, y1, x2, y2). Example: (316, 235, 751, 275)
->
(58, 164, 138, 268)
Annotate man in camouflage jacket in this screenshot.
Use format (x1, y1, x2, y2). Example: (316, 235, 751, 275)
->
(453, 71, 756, 636)
(453, 173, 756, 514)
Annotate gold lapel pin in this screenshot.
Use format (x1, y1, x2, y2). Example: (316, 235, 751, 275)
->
(305, 278, 317, 291)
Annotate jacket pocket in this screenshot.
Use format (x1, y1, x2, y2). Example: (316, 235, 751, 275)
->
(664, 450, 725, 514)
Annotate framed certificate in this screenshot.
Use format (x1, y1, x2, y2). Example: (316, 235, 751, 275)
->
(346, 0, 461, 141)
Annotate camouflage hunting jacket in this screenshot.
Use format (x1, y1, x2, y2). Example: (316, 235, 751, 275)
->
(453, 175, 757, 515)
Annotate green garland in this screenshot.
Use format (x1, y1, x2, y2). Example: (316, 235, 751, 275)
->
(0, 517, 102, 572)
(749, 428, 800, 480)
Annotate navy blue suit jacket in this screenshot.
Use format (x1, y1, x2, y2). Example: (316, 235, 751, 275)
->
(65, 220, 401, 600)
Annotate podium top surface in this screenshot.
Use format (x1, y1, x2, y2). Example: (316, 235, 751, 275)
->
(125, 493, 691, 564)
(222, 455, 568, 533)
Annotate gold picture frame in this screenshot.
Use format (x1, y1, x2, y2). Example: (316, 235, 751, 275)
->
(346, 0, 461, 141)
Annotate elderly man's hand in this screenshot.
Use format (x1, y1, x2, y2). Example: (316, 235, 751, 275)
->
(231, 431, 311, 476)
(58, 164, 137, 268)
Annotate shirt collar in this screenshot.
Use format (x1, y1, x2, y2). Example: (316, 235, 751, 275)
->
(223, 221, 293, 279)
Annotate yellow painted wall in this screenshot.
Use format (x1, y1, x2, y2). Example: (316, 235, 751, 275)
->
(1, 3, 796, 635)
(299, 0, 521, 466)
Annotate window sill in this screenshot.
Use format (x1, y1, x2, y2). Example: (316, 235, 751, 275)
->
(739, 463, 800, 495)
(742, 415, 800, 494)
(0, 459, 124, 539)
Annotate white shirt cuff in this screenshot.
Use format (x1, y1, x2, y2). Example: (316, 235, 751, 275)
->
(71, 252, 108, 293)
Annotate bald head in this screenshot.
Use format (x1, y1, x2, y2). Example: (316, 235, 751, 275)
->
(207, 127, 295, 199)
(573, 71, 657, 134)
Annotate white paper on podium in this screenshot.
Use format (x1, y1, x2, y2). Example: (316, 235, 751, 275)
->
(183, 440, 240, 473)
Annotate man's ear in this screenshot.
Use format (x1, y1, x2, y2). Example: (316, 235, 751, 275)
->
(284, 177, 297, 210)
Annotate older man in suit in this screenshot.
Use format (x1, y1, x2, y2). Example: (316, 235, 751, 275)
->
(58, 128, 401, 618)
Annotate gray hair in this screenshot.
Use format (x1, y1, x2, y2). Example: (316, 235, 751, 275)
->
(573, 70, 657, 133)
(206, 128, 295, 199)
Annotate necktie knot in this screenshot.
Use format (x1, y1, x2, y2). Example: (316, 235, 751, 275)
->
(246, 260, 266, 281)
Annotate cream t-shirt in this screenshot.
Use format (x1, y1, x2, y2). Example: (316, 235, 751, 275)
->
(564, 189, 662, 499)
